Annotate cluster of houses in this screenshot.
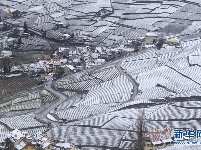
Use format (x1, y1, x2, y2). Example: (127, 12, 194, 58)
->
(0, 44, 124, 78)
(3, 129, 78, 150)
(139, 32, 180, 50)
(0, 17, 182, 79)
(58, 45, 122, 69)
(1, 127, 175, 150)
(0, 30, 181, 78)
(0, 7, 21, 19)
(25, 45, 122, 75)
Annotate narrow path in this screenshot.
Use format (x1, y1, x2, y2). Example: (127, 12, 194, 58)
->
(115, 60, 139, 100)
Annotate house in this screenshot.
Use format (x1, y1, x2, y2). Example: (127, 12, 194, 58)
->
(167, 38, 180, 46)
(14, 137, 29, 150)
(55, 142, 78, 150)
(56, 142, 71, 149)
(69, 50, 77, 57)
(52, 58, 61, 66)
(60, 58, 67, 64)
(21, 64, 29, 72)
(10, 65, 23, 74)
(72, 57, 81, 64)
(61, 34, 71, 40)
(59, 47, 68, 52)
(144, 136, 155, 150)
(7, 37, 17, 46)
(29, 62, 46, 73)
(145, 32, 158, 44)
(6, 130, 56, 150)
(17, 27, 24, 36)
(33, 133, 54, 150)
(1, 50, 12, 57)
(86, 59, 95, 69)
(95, 47, 102, 53)
(0, 22, 3, 29)
(7, 129, 30, 150)
(74, 33, 86, 42)
(91, 52, 100, 59)
(22, 142, 37, 150)
(94, 59, 105, 66)
(7, 129, 24, 142)
(100, 51, 108, 59)
(39, 137, 53, 150)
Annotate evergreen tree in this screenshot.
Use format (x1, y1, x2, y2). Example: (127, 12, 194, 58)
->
(23, 21, 27, 29)
(132, 40, 142, 52)
(4, 138, 14, 150)
(70, 33, 74, 39)
(18, 37, 22, 44)
(42, 30, 46, 37)
(156, 38, 164, 50)
(3, 22, 7, 30)
(23, 21, 28, 33)
(3, 57, 11, 74)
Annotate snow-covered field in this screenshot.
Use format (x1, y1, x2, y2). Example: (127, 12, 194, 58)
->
(1, 0, 201, 149)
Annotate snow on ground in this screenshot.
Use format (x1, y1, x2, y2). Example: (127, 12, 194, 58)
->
(47, 114, 58, 122)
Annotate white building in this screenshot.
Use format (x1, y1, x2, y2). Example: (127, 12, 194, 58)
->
(0, 22, 3, 28)
(15, 138, 28, 150)
(94, 59, 105, 66)
(59, 47, 68, 52)
(1, 50, 12, 57)
(91, 52, 100, 59)
(7, 129, 24, 142)
(60, 58, 67, 64)
(65, 65, 75, 71)
(55, 142, 71, 149)
(73, 58, 80, 63)
(69, 50, 77, 56)
(29, 62, 46, 72)
(10, 65, 23, 73)
(18, 27, 24, 35)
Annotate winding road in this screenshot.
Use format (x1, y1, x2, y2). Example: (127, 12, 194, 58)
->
(115, 60, 139, 100)
(35, 80, 68, 127)
(35, 57, 139, 127)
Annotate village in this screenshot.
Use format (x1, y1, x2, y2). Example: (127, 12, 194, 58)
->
(2, 129, 78, 150)
(0, 25, 181, 82)
(1, 0, 201, 150)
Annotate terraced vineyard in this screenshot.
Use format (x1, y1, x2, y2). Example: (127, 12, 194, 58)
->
(1, 0, 201, 149)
